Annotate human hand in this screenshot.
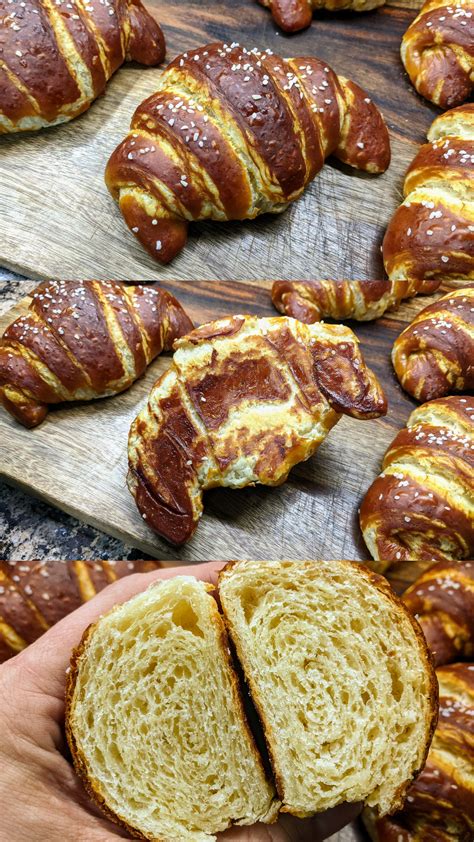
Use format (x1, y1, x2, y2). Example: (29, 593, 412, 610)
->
(0, 562, 361, 841)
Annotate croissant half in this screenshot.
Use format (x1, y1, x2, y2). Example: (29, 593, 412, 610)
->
(128, 315, 387, 545)
(383, 104, 474, 282)
(0, 0, 165, 133)
(105, 41, 391, 264)
(360, 396, 474, 564)
(392, 284, 474, 402)
(257, 0, 385, 33)
(272, 280, 442, 323)
(401, 0, 474, 109)
(0, 280, 193, 427)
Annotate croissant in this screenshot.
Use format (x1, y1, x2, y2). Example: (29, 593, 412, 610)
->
(272, 280, 442, 323)
(0, 280, 193, 428)
(0, 560, 161, 662)
(393, 284, 474, 402)
(403, 560, 474, 667)
(364, 662, 474, 842)
(105, 41, 391, 265)
(360, 396, 474, 563)
(383, 104, 474, 282)
(128, 315, 387, 545)
(0, 0, 165, 133)
(401, 0, 474, 110)
(256, 0, 385, 32)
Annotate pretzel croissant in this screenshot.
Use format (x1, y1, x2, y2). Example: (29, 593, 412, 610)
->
(364, 662, 474, 842)
(393, 284, 474, 402)
(105, 41, 391, 264)
(401, 0, 474, 109)
(0, 281, 193, 428)
(383, 105, 474, 282)
(360, 396, 474, 563)
(0, 560, 161, 663)
(128, 315, 387, 545)
(0, 0, 165, 133)
(257, 0, 385, 33)
(272, 280, 441, 323)
(403, 560, 474, 667)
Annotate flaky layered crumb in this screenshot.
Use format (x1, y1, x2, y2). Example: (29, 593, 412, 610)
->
(219, 559, 437, 818)
(66, 577, 277, 842)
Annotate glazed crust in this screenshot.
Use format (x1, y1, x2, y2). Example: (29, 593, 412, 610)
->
(392, 284, 474, 402)
(105, 41, 390, 264)
(383, 104, 474, 282)
(364, 662, 474, 842)
(257, 0, 385, 33)
(360, 396, 474, 564)
(218, 559, 439, 818)
(0, 280, 193, 427)
(128, 315, 387, 545)
(403, 560, 474, 667)
(401, 0, 474, 109)
(0, 0, 165, 133)
(272, 280, 442, 323)
(0, 560, 162, 663)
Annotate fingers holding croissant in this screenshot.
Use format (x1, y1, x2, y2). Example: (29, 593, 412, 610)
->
(105, 42, 390, 264)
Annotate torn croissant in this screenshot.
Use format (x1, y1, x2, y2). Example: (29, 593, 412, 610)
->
(128, 315, 387, 544)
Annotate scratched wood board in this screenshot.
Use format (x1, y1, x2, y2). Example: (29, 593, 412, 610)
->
(0, 0, 435, 281)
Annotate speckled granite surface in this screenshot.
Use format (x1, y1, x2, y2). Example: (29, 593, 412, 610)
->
(0, 278, 154, 561)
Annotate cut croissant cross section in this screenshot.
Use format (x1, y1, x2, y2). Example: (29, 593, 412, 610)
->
(128, 315, 387, 544)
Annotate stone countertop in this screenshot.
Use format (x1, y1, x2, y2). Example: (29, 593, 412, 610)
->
(0, 279, 154, 561)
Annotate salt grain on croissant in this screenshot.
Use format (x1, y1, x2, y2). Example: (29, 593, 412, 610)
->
(0, 280, 193, 427)
(105, 41, 391, 264)
(0, 0, 165, 133)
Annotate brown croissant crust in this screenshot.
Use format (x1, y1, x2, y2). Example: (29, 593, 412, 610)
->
(392, 284, 474, 402)
(271, 280, 442, 323)
(364, 662, 474, 842)
(257, 0, 385, 33)
(401, 0, 474, 110)
(360, 396, 474, 564)
(0, 0, 165, 133)
(128, 315, 387, 545)
(0, 559, 162, 663)
(383, 104, 474, 282)
(403, 560, 474, 667)
(105, 41, 391, 265)
(0, 280, 193, 428)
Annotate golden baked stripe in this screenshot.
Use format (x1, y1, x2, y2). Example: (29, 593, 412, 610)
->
(74, 0, 112, 80)
(94, 284, 140, 385)
(0, 618, 27, 653)
(382, 459, 473, 514)
(5, 340, 72, 401)
(72, 561, 98, 602)
(41, 0, 94, 104)
(0, 60, 42, 120)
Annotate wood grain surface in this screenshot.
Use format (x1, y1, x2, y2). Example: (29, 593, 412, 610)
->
(0, 0, 436, 282)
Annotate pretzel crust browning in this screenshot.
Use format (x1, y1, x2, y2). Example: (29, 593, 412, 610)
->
(257, 0, 385, 33)
(0, 0, 165, 133)
(0, 280, 193, 427)
(272, 280, 442, 323)
(360, 396, 474, 564)
(401, 0, 474, 109)
(392, 284, 474, 402)
(105, 42, 390, 264)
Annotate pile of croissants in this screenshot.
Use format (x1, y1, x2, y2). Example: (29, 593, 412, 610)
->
(1, 0, 472, 278)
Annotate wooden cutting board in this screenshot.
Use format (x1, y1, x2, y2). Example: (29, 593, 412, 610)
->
(0, 279, 457, 582)
(0, 0, 435, 281)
